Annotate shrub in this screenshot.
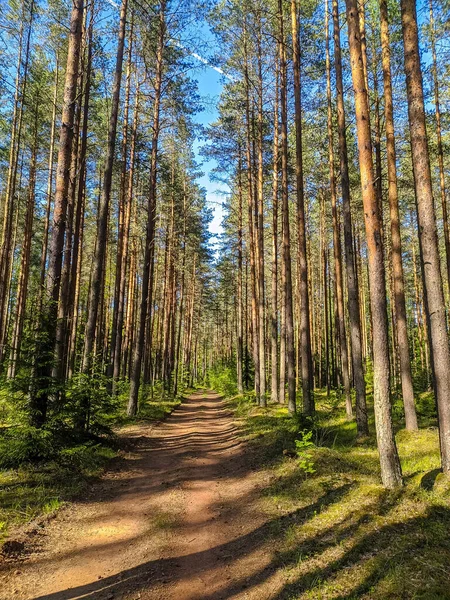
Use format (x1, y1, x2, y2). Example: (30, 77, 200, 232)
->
(0, 427, 56, 468)
(207, 365, 238, 397)
(295, 430, 316, 476)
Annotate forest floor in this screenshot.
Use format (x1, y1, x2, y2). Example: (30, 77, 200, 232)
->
(1, 389, 450, 599)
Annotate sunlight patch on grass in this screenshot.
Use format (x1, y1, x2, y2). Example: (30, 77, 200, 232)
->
(230, 390, 450, 599)
(0, 445, 116, 544)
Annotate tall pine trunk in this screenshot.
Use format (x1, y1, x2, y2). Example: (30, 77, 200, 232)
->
(401, 0, 450, 472)
(379, 0, 418, 430)
(279, 0, 296, 413)
(325, 0, 352, 418)
(30, 0, 84, 427)
(291, 0, 313, 414)
(83, 0, 128, 373)
(346, 0, 402, 488)
(127, 1, 165, 416)
(332, 0, 368, 435)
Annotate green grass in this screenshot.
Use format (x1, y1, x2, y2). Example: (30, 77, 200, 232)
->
(0, 388, 185, 545)
(228, 390, 450, 599)
(0, 444, 116, 544)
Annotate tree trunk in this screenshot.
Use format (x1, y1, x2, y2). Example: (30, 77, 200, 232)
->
(110, 12, 134, 387)
(428, 0, 450, 291)
(401, 0, 450, 472)
(83, 0, 128, 373)
(127, 1, 165, 416)
(332, 0, 368, 435)
(271, 62, 280, 404)
(8, 103, 39, 378)
(30, 0, 84, 427)
(256, 26, 266, 407)
(279, 0, 296, 414)
(243, 29, 260, 402)
(38, 57, 59, 314)
(325, 0, 352, 417)
(0, 0, 33, 362)
(379, 0, 418, 430)
(346, 0, 402, 488)
(113, 84, 139, 390)
(291, 0, 313, 414)
(237, 153, 244, 395)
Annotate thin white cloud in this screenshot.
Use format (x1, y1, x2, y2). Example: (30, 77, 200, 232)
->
(171, 39, 236, 81)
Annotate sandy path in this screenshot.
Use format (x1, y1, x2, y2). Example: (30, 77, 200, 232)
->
(0, 391, 281, 600)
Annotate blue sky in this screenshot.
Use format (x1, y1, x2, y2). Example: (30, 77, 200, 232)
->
(188, 43, 228, 238)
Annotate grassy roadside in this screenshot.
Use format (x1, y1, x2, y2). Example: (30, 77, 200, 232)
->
(0, 391, 184, 547)
(228, 391, 450, 599)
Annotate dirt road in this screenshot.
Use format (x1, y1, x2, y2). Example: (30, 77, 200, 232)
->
(0, 391, 281, 600)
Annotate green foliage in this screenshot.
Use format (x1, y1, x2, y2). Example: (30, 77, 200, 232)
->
(57, 443, 116, 472)
(207, 364, 238, 397)
(295, 430, 316, 476)
(0, 441, 116, 543)
(0, 427, 55, 468)
(66, 371, 121, 434)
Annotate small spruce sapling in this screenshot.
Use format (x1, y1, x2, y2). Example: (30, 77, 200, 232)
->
(295, 430, 316, 476)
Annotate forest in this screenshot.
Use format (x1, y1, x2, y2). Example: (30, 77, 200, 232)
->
(0, 0, 450, 597)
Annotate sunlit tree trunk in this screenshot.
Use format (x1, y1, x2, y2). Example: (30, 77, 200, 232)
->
(291, 0, 313, 414)
(325, 0, 352, 417)
(271, 62, 280, 404)
(127, 0, 165, 416)
(256, 22, 266, 407)
(113, 84, 139, 390)
(332, 0, 368, 435)
(237, 154, 244, 395)
(379, 0, 418, 430)
(279, 0, 296, 413)
(0, 0, 33, 363)
(346, 0, 402, 488)
(243, 27, 260, 402)
(428, 0, 450, 291)
(401, 0, 450, 472)
(30, 0, 84, 427)
(83, 0, 128, 373)
(8, 103, 39, 378)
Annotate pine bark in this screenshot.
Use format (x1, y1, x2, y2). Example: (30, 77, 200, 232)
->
(30, 0, 84, 427)
(401, 0, 450, 472)
(325, 0, 352, 417)
(379, 0, 418, 430)
(83, 0, 128, 373)
(291, 0, 313, 414)
(271, 63, 280, 404)
(428, 0, 450, 290)
(346, 0, 402, 488)
(279, 0, 296, 413)
(8, 104, 39, 378)
(332, 0, 368, 435)
(237, 154, 244, 395)
(127, 1, 165, 416)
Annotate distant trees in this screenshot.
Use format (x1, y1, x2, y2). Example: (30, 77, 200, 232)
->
(0, 0, 212, 430)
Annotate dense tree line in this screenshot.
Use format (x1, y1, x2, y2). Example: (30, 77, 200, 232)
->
(0, 0, 213, 434)
(204, 0, 450, 488)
